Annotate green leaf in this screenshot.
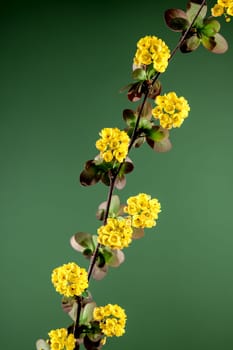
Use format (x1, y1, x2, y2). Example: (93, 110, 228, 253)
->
(80, 302, 97, 325)
(202, 18, 220, 36)
(139, 118, 152, 130)
(123, 109, 137, 127)
(164, 8, 189, 32)
(36, 339, 50, 350)
(132, 68, 147, 81)
(146, 126, 169, 142)
(180, 34, 200, 53)
(70, 232, 95, 253)
(186, 1, 207, 23)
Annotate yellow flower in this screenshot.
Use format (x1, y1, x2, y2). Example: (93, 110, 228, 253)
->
(97, 217, 133, 249)
(48, 328, 75, 350)
(51, 262, 88, 297)
(211, 0, 233, 20)
(152, 92, 190, 129)
(93, 304, 127, 338)
(134, 35, 170, 73)
(227, 4, 233, 15)
(96, 127, 130, 163)
(124, 193, 161, 228)
(211, 4, 225, 16)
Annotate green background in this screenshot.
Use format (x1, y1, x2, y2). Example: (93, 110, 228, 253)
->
(1, 0, 233, 349)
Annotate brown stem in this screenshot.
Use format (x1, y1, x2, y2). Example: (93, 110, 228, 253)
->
(74, 0, 207, 333)
(74, 296, 82, 338)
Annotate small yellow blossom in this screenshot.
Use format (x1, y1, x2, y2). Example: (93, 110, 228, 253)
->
(97, 217, 133, 249)
(93, 304, 127, 337)
(134, 35, 170, 73)
(152, 92, 190, 129)
(96, 128, 130, 163)
(211, 0, 233, 20)
(51, 262, 88, 297)
(124, 193, 161, 228)
(48, 328, 75, 350)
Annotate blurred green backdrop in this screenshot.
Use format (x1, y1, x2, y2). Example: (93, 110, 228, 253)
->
(1, 0, 233, 349)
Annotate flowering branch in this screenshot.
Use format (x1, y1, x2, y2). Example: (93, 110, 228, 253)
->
(36, 1, 231, 350)
(86, 0, 207, 288)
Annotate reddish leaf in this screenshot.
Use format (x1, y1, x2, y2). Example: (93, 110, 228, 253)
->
(164, 8, 189, 32)
(132, 227, 145, 239)
(203, 33, 228, 54)
(107, 249, 125, 267)
(92, 265, 108, 280)
(147, 137, 172, 153)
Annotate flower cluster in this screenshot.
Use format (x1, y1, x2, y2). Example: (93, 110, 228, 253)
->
(51, 262, 88, 297)
(93, 304, 127, 337)
(152, 91, 190, 129)
(97, 217, 132, 249)
(48, 328, 75, 350)
(134, 35, 171, 73)
(211, 0, 233, 22)
(95, 127, 130, 163)
(124, 193, 161, 228)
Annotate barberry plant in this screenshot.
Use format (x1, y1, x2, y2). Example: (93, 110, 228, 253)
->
(36, 1, 230, 350)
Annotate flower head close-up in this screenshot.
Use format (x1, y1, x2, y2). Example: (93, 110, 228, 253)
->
(152, 92, 190, 129)
(124, 193, 161, 228)
(51, 262, 88, 297)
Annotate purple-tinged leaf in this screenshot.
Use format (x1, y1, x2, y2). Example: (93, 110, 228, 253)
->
(180, 34, 201, 53)
(92, 264, 108, 280)
(132, 227, 145, 239)
(147, 137, 172, 153)
(148, 80, 162, 99)
(115, 175, 126, 190)
(164, 8, 189, 32)
(133, 136, 146, 148)
(127, 82, 143, 102)
(202, 33, 228, 54)
(80, 161, 101, 186)
(100, 172, 110, 187)
(121, 157, 134, 174)
(62, 296, 75, 314)
(107, 249, 125, 267)
(123, 109, 137, 127)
